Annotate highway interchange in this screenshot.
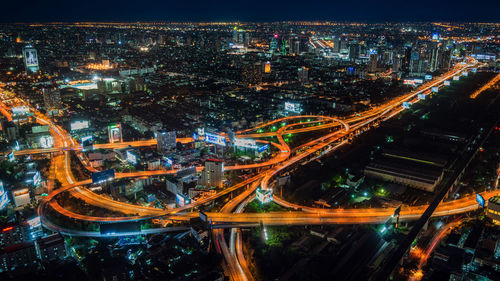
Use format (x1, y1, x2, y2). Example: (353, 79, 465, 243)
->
(1, 58, 497, 281)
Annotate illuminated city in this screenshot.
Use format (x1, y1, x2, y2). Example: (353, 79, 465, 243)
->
(0, 2, 499, 281)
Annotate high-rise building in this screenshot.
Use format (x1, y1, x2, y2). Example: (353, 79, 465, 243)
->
(368, 54, 378, 73)
(264, 61, 271, 73)
(298, 67, 309, 83)
(232, 27, 238, 43)
(333, 37, 341, 53)
(270, 35, 278, 54)
(42, 88, 62, 115)
(22, 46, 39, 73)
(429, 44, 441, 72)
(349, 43, 360, 60)
(280, 39, 288, 56)
(156, 130, 176, 154)
(242, 62, 263, 84)
(199, 159, 224, 188)
(440, 49, 452, 71)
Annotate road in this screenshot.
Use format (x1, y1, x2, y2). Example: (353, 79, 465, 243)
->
(0, 58, 483, 281)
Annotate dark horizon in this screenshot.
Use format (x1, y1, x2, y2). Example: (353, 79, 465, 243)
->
(1, 0, 499, 23)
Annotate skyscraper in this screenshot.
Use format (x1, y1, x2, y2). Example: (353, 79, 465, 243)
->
(157, 130, 176, 154)
(199, 159, 224, 188)
(368, 54, 378, 73)
(42, 88, 62, 116)
(297, 67, 309, 83)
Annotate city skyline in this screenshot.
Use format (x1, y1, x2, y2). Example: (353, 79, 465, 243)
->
(0, 19, 499, 281)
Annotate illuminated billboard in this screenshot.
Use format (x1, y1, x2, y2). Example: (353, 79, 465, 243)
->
(0, 181, 9, 210)
(403, 79, 423, 86)
(108, 124, 122, 143)
(402, 102, 412, 109)
(126, 151, 137, 165)
(27, 216, 41, 229)
(12, 188, 30, 207)
(234, 138, 257, 149)
(424, 74, 432, 80)
(431, 87, 439, 93)
(417, 94, 426, 100)
(176, 194, 191, 207)
(39, 136, 54, 148)
(285, 102, 302, 113)
(476, 194, 485, 208)
(204, 133, 226, 146)
(444, 80, 451, 86)
(462, 71, 468, 77)
(12, 106, 30, 117)
(23, 48, 39, 72)
(258, 144, 269, 153)
(256, 188, 273, 203)
(453, 76, 460, 81)
(71, 120, 89, 131)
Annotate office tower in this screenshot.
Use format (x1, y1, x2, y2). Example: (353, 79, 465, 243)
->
(232, 27, 238, 43)
(281, 39, 288, 56)
(199, 159, 224, 188)
(270, 36, 278, 54)
(157, 130, 176, 154)
(264, 61, 271, 73)
(42, 88, 62, 115)
(368, 54, 378, 73)
(429, 44, 441, 72)
(349, 43, 360, 60)
(297, 67, 309, 83)
(333, 37, 341, 53)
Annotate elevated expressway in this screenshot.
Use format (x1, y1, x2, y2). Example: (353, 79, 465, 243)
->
(32, 58, 480, 228)
(1, 59, 485, 280)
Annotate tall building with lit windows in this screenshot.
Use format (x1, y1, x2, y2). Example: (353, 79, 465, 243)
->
(199, 159, 224, 188)
(297, 66, 308, 83)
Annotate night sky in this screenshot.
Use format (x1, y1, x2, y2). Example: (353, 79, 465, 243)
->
(3, 0, 499, 22)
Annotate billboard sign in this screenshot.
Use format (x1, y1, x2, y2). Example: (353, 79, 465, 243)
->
(108, 124, 122, 143)
(8, 152, 15, 162)
(234, 138, 257, 149)
(12, 106, 30, 117)
(285, 102, 302, 113)
(0, 181, 9, 210)
(402, 102, 412, 109)
(256, 189, 273, 203)
(444, 80, 451, 86)
(204, 133, 226, 146)
(424, 74, 433, 80)
(476, 194, 485, 208)
(81, 135, 93, 145)
(71, 120, 89, 131)
(39, 136, 54, 148)
(258, 144, 270, 153)
(176, 194, 191, 207)
(126, 151, 137, 165)
(23, 48, 39, 72)
(431, 87, 439, 93)
(92, 169, 115, 184)
(417, 94, 426, 100)
(453, 76, 460, 81)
